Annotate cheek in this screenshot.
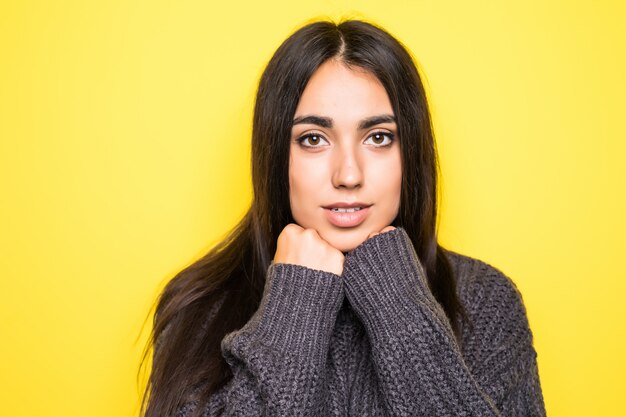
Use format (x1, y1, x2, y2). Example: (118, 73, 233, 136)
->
(288, 154, 323, 217)
(383, 169, 402, 208)
(378, 152, 402, 211)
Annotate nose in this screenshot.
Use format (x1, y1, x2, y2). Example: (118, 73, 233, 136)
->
(331, 143, 363, 189)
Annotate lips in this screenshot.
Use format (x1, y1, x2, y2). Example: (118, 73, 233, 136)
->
(322, 202, 371, 209)
(322, 203, 371, 228)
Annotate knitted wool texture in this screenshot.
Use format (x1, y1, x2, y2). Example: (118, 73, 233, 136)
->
(168, 227, 546, 416)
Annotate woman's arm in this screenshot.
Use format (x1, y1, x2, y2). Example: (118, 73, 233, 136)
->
(342, 227, 546, 417)
(166, 262, 344, 417)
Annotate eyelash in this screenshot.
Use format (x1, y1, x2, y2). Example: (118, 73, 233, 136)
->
(296, 131, 395, 148)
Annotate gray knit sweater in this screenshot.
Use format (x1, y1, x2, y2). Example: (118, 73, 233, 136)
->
(173, 227, 546, 416)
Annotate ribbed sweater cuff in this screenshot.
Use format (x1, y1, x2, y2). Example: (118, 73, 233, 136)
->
(227, 262, 343, 364)
(342, 227, 452, 340)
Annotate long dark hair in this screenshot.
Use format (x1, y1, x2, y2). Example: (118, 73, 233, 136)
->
(138, 18, 468, 417)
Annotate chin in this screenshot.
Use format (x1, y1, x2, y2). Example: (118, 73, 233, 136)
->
(322, 227, 371, 254)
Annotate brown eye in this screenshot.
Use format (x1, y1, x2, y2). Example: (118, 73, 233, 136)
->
(297, 133, 329, 148)
(365, 131, 394, 147)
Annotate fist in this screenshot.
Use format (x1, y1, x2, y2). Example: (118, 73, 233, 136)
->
(273, 224, 345, 276)
(367, 225, 396, 240)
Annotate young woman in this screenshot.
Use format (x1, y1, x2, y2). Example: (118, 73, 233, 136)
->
(140, 19, 547, 417)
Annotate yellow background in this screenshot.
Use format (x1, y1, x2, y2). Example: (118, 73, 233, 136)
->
(1, 1, 624, 416)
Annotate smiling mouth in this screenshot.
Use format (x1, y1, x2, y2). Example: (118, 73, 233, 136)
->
(329, 207, 364, 213)
(323, 206, 370, 228)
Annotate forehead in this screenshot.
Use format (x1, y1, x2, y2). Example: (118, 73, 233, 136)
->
(294, 60, 394, 119)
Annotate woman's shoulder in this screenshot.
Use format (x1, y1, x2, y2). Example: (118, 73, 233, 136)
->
(443, 249, 540, 393)
(443, 249, 530, 322)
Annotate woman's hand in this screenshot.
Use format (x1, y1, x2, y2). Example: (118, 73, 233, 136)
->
(367, 225, 396, 240)
(273, 223, 345, 276)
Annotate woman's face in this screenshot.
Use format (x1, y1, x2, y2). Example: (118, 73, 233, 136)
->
(289, 59, 402, 253)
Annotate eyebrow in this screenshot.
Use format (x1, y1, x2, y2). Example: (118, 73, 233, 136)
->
(292, 114, 396, 130)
